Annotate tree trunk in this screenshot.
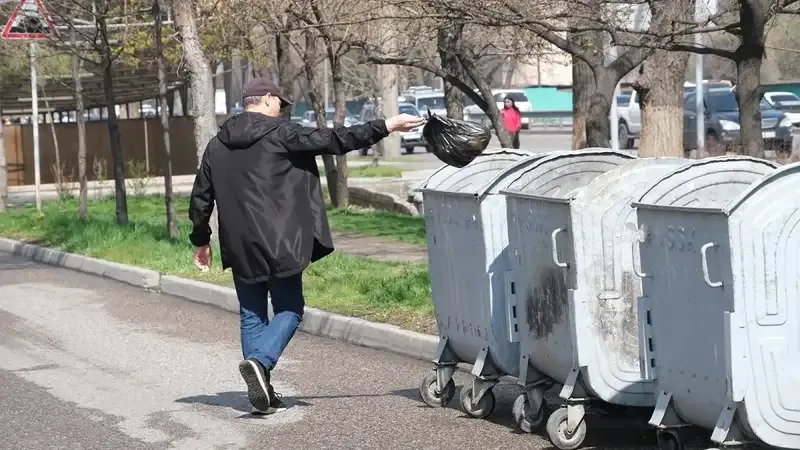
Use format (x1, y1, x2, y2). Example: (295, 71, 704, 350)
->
(155, 0, 176, 238)
(331, 62, 348, 207)
(173, 0, 219, 241)
(633, 0, 692, 158)
(40, 91, 62, 189)
(735, 2, 768, 159)
(567, 22, 600, 150)
(571, 58, 594, 149)
(276, 29, 295, 119)
(584, 69, 616, 148)
(98, 10, 128, 225)
(303, 31, 339, 204)
(437, 23, 465, 120)
(634, 54, 688, 157)
(736, 52, 765, 158)
(371, 73, 384, 165)
(174, 0, 217, 160)
(71, 20, 87, 219)
(0, 110, 6, 213)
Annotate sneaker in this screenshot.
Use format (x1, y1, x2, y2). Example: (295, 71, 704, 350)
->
(238, 358, 283, 413)
(251, 391, 284, 416)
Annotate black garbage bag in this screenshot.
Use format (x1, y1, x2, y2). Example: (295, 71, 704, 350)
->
(422, 109, 491, 168)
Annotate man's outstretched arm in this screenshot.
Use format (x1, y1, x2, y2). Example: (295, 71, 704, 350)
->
(278, 114, 425, 156)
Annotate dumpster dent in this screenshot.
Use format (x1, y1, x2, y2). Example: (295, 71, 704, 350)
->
(526, 267, 568, 339)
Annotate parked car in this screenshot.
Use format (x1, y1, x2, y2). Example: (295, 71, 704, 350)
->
(300, 108, 360, 128)
(412, 89, 447, 117)
(763, 91, 800, 125)
(684, 80, 734, 96)
(683, 87, 793, 153)
(614, 91, 641, 149)
(358, 101, 428, 155)
(463, 89, 532, 129)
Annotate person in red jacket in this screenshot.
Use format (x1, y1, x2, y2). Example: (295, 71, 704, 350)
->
(500, 96, 522, 149)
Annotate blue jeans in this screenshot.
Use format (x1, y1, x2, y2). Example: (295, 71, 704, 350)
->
(233, 273, 305, 371)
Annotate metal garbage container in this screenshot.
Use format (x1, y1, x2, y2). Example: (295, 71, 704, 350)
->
(417, 149, 562, 418)
(631, 156, 788, 450)
(409, 149, 537, 214)
(502, 152, 687, 449)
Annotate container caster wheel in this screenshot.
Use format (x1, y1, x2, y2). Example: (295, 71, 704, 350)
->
(419, 370, 455, 407)
(656, 430, 684, 450)
(546, 407, 587, 450)
(459, 385, 496, 419)
(513, 393, 549, 433)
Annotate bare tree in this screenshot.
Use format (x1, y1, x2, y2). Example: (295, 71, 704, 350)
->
(70, 16, 88, 219)
(172, 0, 217, 164)
(154, 0, 176, 238)
(628, 0, 800, 157)
(45, 0, 142, 224)
(353, 10, 543, 148)
(172, 0, 220, 244)
(301, 29, 342, 204)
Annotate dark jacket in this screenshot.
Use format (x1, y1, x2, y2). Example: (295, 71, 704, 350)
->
(188, 112, 389, 283)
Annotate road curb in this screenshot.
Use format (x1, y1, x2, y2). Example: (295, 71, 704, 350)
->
(0, 237, 438, 362)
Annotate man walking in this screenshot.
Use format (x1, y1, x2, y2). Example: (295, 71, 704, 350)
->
(188, 77, 425, 414)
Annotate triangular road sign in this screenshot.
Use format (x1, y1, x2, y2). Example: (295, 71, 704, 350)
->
(2, 0, 56, 40)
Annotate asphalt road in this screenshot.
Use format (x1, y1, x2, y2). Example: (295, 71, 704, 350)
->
(0, 252, 718, 450)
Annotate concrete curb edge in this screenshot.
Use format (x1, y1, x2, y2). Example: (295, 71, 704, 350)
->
(0, 237, 439, 362)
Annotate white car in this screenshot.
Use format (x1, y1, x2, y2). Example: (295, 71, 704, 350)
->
(614, 91, 641, 149)
(414, 91, 447, 117)
(463, 89, 532, 129)
(763, 91, 800, 125)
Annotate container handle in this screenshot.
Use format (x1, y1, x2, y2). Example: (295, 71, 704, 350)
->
(701, 242, 723, 288)
(631, 239, 649, 278)
(551, 228, 568, 268)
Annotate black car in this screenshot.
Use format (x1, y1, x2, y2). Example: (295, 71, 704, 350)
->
(683, 88, 793, 153)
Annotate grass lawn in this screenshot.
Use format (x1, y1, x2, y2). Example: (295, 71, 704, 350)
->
(326, 208, 427, 246)
(0, 197, 436, 333)
(348, 155, 426, 163)
(318, 164, 406, 178)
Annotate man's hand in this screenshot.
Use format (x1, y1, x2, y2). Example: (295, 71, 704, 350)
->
(385, 114, 426, 133)
(193, 245, 212, 272)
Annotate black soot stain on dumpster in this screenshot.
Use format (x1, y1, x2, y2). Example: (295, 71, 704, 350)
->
(526, 267, 568, 339)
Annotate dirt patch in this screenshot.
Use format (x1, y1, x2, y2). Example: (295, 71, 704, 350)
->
(332, 232, 428, 263)
(526, 267, 568, 339)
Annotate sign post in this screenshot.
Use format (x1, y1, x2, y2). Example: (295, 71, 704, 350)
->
(2, 0, 56, 213)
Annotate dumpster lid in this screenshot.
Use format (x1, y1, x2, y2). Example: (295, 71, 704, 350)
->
(497, 149, 636, 200)
(475, 151, 570, 199)
(572, 157, 688, 203)
(417, 149, 537, 195)
(724, 161, 800, 216)
(632, 156, 778, 210)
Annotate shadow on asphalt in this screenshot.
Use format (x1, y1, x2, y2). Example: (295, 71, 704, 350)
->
(389, 383, 716, 449)
(176, 391, 310, 415)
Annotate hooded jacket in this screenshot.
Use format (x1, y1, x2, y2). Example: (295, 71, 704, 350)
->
(188, 112, 389, 283)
